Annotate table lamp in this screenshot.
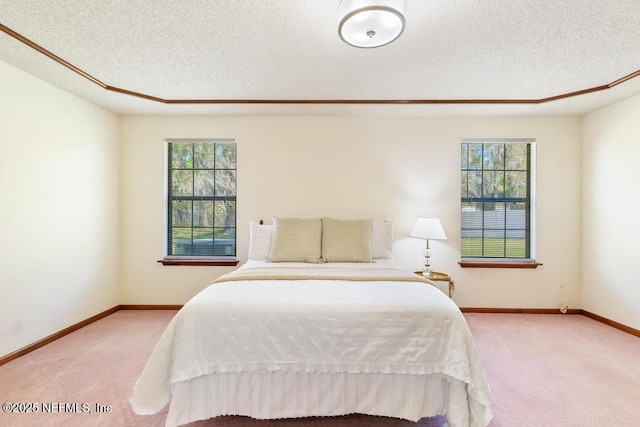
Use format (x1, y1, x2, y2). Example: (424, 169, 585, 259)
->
(409, 217, 447, 276)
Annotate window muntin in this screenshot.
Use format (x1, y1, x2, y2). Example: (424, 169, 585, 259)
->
(461, 140, 535, 260)
(166, 139, 236, 258)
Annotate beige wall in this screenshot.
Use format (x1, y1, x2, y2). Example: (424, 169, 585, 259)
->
(0, 61, 120, 357)
(5, 55, 638, 356)
(120, 115, 582, 309)
(0, 58, 589, 359)
(582, 94, 640, 330)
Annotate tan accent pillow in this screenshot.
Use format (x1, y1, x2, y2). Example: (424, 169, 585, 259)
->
(268, 217, 323, 262)
(322, 218, 373, 262)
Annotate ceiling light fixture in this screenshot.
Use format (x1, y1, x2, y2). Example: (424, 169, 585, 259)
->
(338, 0, 406, 48)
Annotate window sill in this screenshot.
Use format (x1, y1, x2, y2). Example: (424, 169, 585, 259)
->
(459, 260, 542, 269)
(158, 258, 239, 266)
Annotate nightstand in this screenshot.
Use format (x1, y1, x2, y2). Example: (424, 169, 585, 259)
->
(414, 271, 455, 298)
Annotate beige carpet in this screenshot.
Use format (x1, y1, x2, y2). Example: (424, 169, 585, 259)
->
(464, 313, 640, 427)
(1, 311, 639, 426)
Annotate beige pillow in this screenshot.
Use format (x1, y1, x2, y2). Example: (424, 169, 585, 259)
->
(322, 217, 373, 262)
(268, 217, 323, 262)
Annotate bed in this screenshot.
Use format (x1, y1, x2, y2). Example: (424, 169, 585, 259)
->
(130, 218, 492, 427)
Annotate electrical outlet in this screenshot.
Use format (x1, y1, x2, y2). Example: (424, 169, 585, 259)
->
(559, 284, 570, 313)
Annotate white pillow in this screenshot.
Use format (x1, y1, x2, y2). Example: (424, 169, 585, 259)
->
(268, 217, 323, 263)
(248, 220, 272, 260)
(322, 218, 373, 263)
(372, 220, 394, 259)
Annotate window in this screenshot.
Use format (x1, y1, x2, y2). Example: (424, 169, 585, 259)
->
(164, 139, 237, 262)
(460, 139, 536, 263)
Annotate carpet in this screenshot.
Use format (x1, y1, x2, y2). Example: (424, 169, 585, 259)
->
(3, 310, 640, 426)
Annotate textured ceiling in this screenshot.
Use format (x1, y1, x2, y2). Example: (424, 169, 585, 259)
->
(1, 0, 640, 116)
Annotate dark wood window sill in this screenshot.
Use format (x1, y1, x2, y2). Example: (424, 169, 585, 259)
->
(459, 260, 543, 269)
(158, 258, 239, 266)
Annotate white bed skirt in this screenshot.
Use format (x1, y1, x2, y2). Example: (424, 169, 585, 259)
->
(167, 371, 491, 427)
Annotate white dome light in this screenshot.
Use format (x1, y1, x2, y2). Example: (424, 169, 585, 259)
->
(338, 0, 406, 48)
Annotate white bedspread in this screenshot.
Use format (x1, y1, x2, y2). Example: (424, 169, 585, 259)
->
(130, 261, 492, 426)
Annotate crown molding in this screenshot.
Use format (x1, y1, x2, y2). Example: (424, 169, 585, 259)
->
(2, 22, 639, 106)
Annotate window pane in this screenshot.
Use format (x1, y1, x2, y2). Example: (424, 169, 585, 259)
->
(214, 227, 235, 256)
(483, 171, 504, 198)
(172, 200, 192, 227)
(215, 226, 235, 239)
(483, 237, 505, 257)
(193, 200, 213, 227)
(193, 228, 213, 240)
(192, 235, 214, 255)
(505, 171, 527, 198)
(215, 170, 236, 197)
(506, 203, 526, 231)
(483, 202, 506, 232)
(483, 144, 504, 170)
(461, 144, 468, 169)
(172, 143, 193, 169)
(506, 233, 526, 257)
(468, 144, 482, 169)
(461, 234, 483, 257)
(461, 202, 483, 229)
(506, 144, 527, 170)
(467, 171, 482, 198)
(172, 170, 193, 196)
(461, 171, 468, 198)
(171, 227, 192, 255)
(216, 143, 237, 169)
(194, 142, 216, 169)
(194, 170, 215, 196)
(214, 200, 236, 227)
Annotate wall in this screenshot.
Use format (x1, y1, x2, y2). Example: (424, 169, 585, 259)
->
(120, 115, 582, 309)
(582, 94, 640, 330)
(0, 61, 120, 357)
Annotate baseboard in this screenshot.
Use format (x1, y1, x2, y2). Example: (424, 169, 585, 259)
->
(0, 305, 120, 366)
(3, 305, 637, 366)
(460, 307, 582, 314)
(581, 310, 640, 338)
(0, 304, 183, 366)
(461, 307, 640, 337)
(119, 304, 183, 310)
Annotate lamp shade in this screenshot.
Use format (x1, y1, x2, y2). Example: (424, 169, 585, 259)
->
(338, 0, 406, 48)
(410, 218, 447, 240)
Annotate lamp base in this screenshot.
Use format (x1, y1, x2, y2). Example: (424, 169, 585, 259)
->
(422, 239, 433, 277)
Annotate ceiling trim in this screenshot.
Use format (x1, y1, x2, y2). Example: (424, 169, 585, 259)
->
(2, 22, 640, 106)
